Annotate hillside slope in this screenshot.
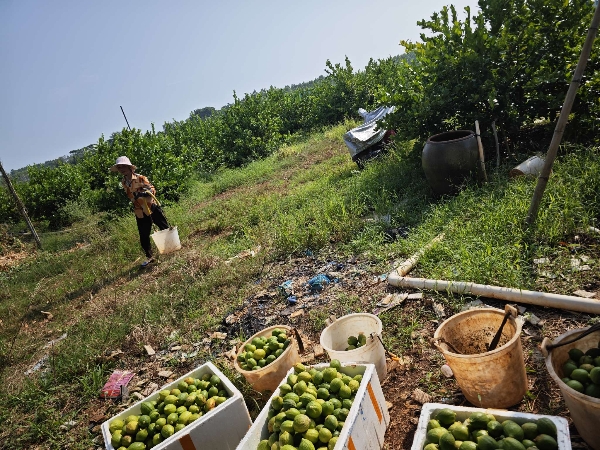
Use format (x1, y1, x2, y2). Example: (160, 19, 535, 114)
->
(0, 124, 598, 449)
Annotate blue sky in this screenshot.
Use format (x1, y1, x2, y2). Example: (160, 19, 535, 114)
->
(0, 0, 480, 171)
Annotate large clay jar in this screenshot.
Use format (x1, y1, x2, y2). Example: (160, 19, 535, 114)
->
(422, 130, 480, 196)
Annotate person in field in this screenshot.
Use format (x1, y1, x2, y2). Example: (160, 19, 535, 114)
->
(110, 156, 169, 267)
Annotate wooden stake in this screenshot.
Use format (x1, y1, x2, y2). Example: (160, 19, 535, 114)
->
(0, 161, 42, 248)
(526, 5, 600, 226)
(475, 120, 488, 181)
(491, 120, 500, 169)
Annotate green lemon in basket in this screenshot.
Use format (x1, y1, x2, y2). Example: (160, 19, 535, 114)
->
(585, 383, 600, 398)
(459, 442, 477, 450)
(164, 394, 178, 405)
(125, 420, 139, 435)
(306, 401, 322, 419)
(436, 408, 457, 427)
(285, 408, 301, 420)
(279, 383, 293, 395)
(483, 420, 501, 438)
(253, 348, 266, 360)
(502, 420, 524, 441)
(175, 423, 186, 433)
(424, 445, 439, 450)
(329, 378, 343, 393)
(522, 439, 535, 448)
(468, 412, 489, 430)
(310, 371, 323, 386)
(590, 366, 600, 384)
(161, 424, 175, 438)
(449, 423, 469, 441)
(109, 419, 125, 434)
(318, 427, 333, 444)
(304, 428, 320, 444)
(293, 414, 311, 433)
(298, 371, 312, 383)
(327, 436, 338, 450)
(294, 381, 308, 396)
(154, 417, 166, 430)
(534, 434, 558, 450)
(426, 427, 448, 444)
(322, 368, 337, 383)
(300, 392, 317, 406)
(128, 442, 146, 450)
(135, 428, 148, 442)
(324, 414, 338, 432)
(298, 437, 315, 450)
(164, 403, 177, 415)
(566, 379, 584, 393)
(521, 422, 538, 440)
(257, 440, 270, 450)
(279, 430, 294, 446)
(140, 401, 154, 416)
(476, 435, 498, 450)
(110, 431, 123, 448)
(152, 433, 163, 446)
(439, 432, 455, 450)
(120, 435, 133, 447)
(170, 388, 181, 397)
(348, 379, 360, 393)
(138, 415, 151, 429)
(317, 388, 330, 400)
(321, 401, 334, 417)
(427, 419, 441, 431)
(158, 390, 170, 402)
(166, 413, 179, 425)
(568, 347, 585, 362)
(294, 362, 306, 373)
(338, 384, 352, 399)
(347, 335, 358, 346)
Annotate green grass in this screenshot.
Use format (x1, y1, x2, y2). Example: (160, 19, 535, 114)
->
(0, 125, 598, 448)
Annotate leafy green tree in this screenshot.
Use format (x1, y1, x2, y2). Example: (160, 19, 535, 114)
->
(381, 0, 599, 142)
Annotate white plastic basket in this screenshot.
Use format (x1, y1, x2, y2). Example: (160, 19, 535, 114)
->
(411, 402, 571, 450)
(101, 361, 251, 450)
(236, 362, 389, 450)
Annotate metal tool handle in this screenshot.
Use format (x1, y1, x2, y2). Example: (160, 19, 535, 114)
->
(541, 322, 600, 356)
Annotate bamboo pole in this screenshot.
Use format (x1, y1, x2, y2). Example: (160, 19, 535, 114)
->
(0, 161, 42, 248)
(387, 275, 600, 314)
(526, 5, 600, 226)
(475, 120, 487, 181)
(491, 121, 500, 169)
(393, 233, 445, 277)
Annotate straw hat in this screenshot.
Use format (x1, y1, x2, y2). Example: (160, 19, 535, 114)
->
(110, 156, 136, 172)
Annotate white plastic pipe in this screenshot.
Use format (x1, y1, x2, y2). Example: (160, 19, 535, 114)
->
(394, 233, 445, 277)
(387, 274, 600, 314)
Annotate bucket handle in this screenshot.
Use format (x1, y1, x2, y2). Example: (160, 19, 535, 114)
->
(291, 327, 305, 354)
(541, 322, 600, 357)
(374, 333, 404, 362)
(430, 336, 462, 354)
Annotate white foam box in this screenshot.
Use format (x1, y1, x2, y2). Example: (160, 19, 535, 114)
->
(101, 361, 252, 450)
(236, 362, 390, 450)
(411, 403, 571, 450)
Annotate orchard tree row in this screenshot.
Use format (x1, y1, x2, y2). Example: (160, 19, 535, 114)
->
(1, 0, 598, 229)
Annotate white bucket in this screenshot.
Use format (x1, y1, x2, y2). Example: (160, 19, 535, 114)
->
(509, 155, 546, 178)
(151, 226, 181, 254)
(320, 313, 387, 381)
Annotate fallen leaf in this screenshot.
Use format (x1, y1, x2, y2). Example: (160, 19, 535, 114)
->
(412, 388, 432, 404)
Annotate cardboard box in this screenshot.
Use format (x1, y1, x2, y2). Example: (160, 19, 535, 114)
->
(411, 402, 571, 450)
(101, 361, 252, 450)
(236, 362, 390, 450)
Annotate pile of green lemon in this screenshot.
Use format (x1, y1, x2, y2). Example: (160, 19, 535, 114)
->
(560, 344, 600, 398)
(424, 408, 559, 450)
(256, 360, 362, 450)
(108, 373, 229, 449)
(345, 333, 366, 351)
(237, 328, 291, 371)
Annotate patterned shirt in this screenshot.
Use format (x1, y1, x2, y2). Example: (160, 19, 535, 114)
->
(121, 173, 157, 218)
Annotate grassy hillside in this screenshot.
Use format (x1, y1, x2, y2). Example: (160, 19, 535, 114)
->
(0, 124, 599, 449)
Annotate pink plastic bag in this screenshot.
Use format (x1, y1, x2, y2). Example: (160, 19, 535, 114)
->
(100, 370, 135, 399)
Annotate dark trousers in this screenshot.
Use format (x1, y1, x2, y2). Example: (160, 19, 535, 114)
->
(136, 204, 169, 258)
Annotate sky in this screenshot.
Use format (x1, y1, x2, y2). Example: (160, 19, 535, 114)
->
(0, 0, 481, 172)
